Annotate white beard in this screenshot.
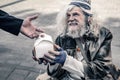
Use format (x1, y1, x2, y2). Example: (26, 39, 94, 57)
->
(66, 25, 87, 38)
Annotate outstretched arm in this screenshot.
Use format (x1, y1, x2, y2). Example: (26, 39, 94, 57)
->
(0, 10, 43, 39)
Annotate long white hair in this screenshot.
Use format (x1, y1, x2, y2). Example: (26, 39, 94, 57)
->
(56, 5, 100, 37)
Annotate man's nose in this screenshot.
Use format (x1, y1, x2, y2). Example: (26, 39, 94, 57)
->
(68, 15, 74, 21)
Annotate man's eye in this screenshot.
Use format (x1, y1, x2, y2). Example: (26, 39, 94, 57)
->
(67, 14, 70, 17)
(73, 13, 79, 16)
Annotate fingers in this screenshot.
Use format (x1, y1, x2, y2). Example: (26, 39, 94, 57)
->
(44, 53, 56, 60)
(43, 60, 48, 65)
(29, 30, 44, 39)
(30, 32, 39, 39)
(54, 44, 60, 49)
(31, 27, 44, 39)
(36, 27, 44, 33)
(43, 51, 60, 64)
(32, 56, 38, 61)
(54, 44, 63, 51)
(28, 14, 38, 21)
(48, 50, 60, 56)
(43, 54, 55, 63)
(32, 47, 36, 56)
(32, 48, 39, 61)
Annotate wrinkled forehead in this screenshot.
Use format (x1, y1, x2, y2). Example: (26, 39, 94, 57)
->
(67, 6, 83, 14)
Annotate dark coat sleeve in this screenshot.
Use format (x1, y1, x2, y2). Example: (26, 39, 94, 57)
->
(83, 27, 113, 79)
(0, 10, 23, 35)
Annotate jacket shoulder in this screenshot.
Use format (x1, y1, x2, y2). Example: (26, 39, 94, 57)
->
(100, 27, 110, 34)
(99, 27, 113, 39)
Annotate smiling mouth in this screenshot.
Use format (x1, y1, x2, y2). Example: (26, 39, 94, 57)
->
(68, 22, 78, 26)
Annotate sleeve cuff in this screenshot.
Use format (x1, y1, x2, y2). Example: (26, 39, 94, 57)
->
(62, 55, 84, 77)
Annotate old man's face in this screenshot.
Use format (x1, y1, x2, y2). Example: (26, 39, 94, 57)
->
(66, 6, 86, 38)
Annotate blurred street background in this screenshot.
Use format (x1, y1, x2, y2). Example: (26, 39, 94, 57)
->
(0, 0, 120, 80)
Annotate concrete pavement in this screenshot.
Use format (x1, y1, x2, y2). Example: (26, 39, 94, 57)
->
(0, 0, 120, 80)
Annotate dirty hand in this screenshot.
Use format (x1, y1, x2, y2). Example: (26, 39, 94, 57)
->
(43, 44, 67, 65)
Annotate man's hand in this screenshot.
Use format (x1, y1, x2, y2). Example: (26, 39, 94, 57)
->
(43, 44, 67, 65)
(32, 47, 48, 65)
(20, 15, 43, 39)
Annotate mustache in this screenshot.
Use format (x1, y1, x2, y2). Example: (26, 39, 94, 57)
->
(67, 20, 79, 26)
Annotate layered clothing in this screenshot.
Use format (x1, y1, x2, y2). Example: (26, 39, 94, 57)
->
(47, 27, 120, 80)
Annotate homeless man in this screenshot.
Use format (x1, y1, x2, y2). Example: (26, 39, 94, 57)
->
(34, 0, 120, 80)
